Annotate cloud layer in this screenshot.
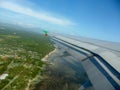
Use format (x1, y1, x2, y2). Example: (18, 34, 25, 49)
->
(0, 1, 75, 26)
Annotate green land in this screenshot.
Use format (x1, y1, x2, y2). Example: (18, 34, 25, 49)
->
(0, 25, 54, 90)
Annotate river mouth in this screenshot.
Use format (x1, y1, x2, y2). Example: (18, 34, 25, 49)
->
(34, 49, 91, 90)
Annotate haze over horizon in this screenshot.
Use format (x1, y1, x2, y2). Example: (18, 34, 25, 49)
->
(0, 0, 120, 42)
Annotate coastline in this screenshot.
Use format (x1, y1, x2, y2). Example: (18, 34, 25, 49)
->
(41, 48, 57, 62)
(25, 48, 57, 90)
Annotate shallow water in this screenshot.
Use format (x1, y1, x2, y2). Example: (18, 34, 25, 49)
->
(35, 49, 92, 90)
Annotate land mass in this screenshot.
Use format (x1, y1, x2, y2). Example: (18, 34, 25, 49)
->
(0, 24, 54, 90)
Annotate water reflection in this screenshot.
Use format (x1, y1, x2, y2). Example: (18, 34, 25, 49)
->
(35, 49, 94, 90)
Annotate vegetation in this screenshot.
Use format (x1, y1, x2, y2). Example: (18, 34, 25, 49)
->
(0, 25, 54, 90)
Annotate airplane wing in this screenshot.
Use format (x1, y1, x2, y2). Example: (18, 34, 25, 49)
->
(50, 34, 120, 90)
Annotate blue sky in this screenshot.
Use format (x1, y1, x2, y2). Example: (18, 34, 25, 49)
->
(0, 0, 120, 42)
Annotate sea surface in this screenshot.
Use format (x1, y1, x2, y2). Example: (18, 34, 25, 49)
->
(35, 48, 94, 90)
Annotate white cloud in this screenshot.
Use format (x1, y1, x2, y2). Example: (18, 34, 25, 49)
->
(0, 1, 75, 26)
(12, 21, 37, 28)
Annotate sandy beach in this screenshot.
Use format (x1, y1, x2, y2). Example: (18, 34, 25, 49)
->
(41, 48, 57, 62)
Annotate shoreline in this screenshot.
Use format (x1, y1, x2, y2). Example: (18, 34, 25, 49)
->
(41, 48, 57, 62)
(25, 48, 57, 90)
(33, 47, 86, 90)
